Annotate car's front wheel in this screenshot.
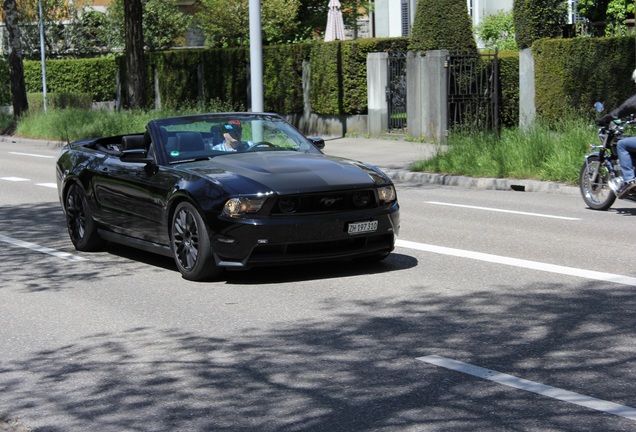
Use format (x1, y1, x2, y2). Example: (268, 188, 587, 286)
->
(64, 183, 105, 251)
(171, 201, 221, 281)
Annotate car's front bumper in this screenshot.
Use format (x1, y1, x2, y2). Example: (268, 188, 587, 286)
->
(209, 203, 400, 268)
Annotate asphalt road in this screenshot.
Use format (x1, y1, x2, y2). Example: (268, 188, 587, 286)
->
(1, 138, 636, 431)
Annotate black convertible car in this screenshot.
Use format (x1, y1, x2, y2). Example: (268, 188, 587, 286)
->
(56, 113, 400, 281)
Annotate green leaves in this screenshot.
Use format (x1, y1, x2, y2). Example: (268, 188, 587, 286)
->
(513, 0, 567, 49)
(108, 0, 192, 51)
(476, 11, 518, 51)
(195, 0, 300, 48)
(409, 0, 477, 54)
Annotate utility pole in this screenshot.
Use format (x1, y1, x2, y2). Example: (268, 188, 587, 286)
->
(38, 0, 47, 112)
(248, 0, 263, 112)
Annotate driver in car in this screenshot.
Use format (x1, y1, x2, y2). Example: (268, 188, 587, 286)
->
(212, 120, 250, 152)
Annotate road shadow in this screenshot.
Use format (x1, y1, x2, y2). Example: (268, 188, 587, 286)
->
(0, 203, 417, 290)
(1, 279, 635, 431)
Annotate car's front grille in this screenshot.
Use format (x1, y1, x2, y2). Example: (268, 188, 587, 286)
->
(271, 189, 377, 215)
(248, 233, 394, 262)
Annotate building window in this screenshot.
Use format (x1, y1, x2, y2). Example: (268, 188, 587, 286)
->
(401, 0, 410, 36)
(568, 0, 580, 24)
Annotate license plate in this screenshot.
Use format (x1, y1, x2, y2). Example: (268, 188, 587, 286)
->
(348, 220, 378, 234)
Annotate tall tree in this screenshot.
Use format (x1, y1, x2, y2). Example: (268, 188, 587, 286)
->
(3, 0, 29, 121)
(513, 0, 567, 49)
(409, 0, 477, 54)
(195, 0, 300, 47)
(107, 0, 192, 51)
(124, 0, 147, 109)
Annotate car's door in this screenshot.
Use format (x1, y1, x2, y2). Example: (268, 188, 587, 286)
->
(92, 146, 179, 244)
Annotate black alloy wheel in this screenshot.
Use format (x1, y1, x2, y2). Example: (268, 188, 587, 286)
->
(171, 201, 220, 281)
(64, 183, 104, 251)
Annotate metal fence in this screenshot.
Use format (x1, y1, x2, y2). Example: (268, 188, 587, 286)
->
(446, 51, 500, 134)
(386, 50, 407, 132)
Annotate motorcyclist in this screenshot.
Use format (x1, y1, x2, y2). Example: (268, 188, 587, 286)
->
(596, 69, 636, 197)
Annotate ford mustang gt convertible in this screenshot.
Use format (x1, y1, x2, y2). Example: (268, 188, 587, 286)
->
(56, 113, 400, 281)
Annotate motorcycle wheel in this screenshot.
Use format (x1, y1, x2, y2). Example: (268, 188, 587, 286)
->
(579, 155, 616, 210)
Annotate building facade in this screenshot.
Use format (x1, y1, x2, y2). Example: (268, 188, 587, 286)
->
(372, 0, 580, 39)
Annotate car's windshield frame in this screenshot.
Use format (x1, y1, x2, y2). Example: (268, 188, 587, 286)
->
(148, 113, 319, 165)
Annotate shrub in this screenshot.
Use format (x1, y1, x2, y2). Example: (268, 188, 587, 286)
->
(498, 51, 520, 127)
(27, 92, 93, 113)
(533, 36, 635, 123)
(409, 0, 477, 54)
(22, 57, 117, 102)
(514, 0, 568, 49)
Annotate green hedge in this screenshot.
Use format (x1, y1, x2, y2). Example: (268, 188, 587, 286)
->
(27, 92, 93, 113)
(498, 51, 519, 127)
(0, 61, 10, 106)
(263, 44, 311, 114)
(137, 46, 308, 112)
(23, 57, 117, 102)
(310, 37, 409, 115)
(4, 37, 636, 130)
(533, 37, 635, 123)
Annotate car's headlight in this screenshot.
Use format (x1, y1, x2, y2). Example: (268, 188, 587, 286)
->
(222, 197, 266, 217)
(377, 185, 397, 204)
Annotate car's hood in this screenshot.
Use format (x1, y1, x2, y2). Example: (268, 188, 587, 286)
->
(182, 151, 391, 195)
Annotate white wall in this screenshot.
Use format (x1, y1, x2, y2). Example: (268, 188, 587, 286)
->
(374, 0, 404, 37)
(373, 0, 517, 39)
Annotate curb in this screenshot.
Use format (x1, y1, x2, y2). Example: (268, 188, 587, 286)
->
(382, 168, 580, 196)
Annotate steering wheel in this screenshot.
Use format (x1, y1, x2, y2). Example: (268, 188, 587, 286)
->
(246, 142, 277, 151)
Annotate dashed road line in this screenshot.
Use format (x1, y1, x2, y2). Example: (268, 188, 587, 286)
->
(1, 177, 57, 189)
(396, 239, 636, 287)
(9, 151, 55, 159)
(418, 355, 636, 422)
(0, 234, 87, 262)
(0, 177, 29, 182)
(426, 201, 580, 221)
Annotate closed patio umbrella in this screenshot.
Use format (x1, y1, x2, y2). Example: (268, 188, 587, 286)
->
(324, 0, 345, 42)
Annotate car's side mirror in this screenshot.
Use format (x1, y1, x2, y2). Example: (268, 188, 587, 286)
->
(309, 137, 325, 150)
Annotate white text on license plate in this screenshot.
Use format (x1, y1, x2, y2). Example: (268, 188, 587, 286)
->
(348, 220, 378, 234)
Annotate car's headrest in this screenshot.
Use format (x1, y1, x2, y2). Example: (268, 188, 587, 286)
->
(177, 132, 205, 152)
(210, 125, 224, 145)
(121, 135, 145, 151)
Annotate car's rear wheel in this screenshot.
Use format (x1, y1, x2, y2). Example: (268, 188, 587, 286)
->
(64, 183, 104, 251)
(171, 201, 221, 281)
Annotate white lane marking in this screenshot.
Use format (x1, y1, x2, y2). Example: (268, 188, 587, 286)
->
(426, 201, 580, 221)
(1, 177, 29, 182)
(418, 355, 636, 422)
(9, 151, 55, 159)
(396, 239, 636, 287)
(37, 183, 57, 189)
(0, 234, 87, 262)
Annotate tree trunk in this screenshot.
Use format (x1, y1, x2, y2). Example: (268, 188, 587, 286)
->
(3, 0, 29, 121)
(124, 0, 147, 109)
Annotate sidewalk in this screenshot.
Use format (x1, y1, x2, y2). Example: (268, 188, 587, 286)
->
(322, 136, 579, 195)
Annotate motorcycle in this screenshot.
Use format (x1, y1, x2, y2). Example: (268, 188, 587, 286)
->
(580, 103, 636, 210)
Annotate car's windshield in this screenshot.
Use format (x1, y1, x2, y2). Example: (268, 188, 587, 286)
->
(153, 114, 316, 164)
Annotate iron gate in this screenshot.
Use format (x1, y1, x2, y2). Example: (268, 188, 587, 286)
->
(446, 51, 500, 134)
(386, 51, 407, 131)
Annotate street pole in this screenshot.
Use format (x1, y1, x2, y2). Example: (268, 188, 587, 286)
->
(248, 0, 263, 112)
(38, 0, 47, 112)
